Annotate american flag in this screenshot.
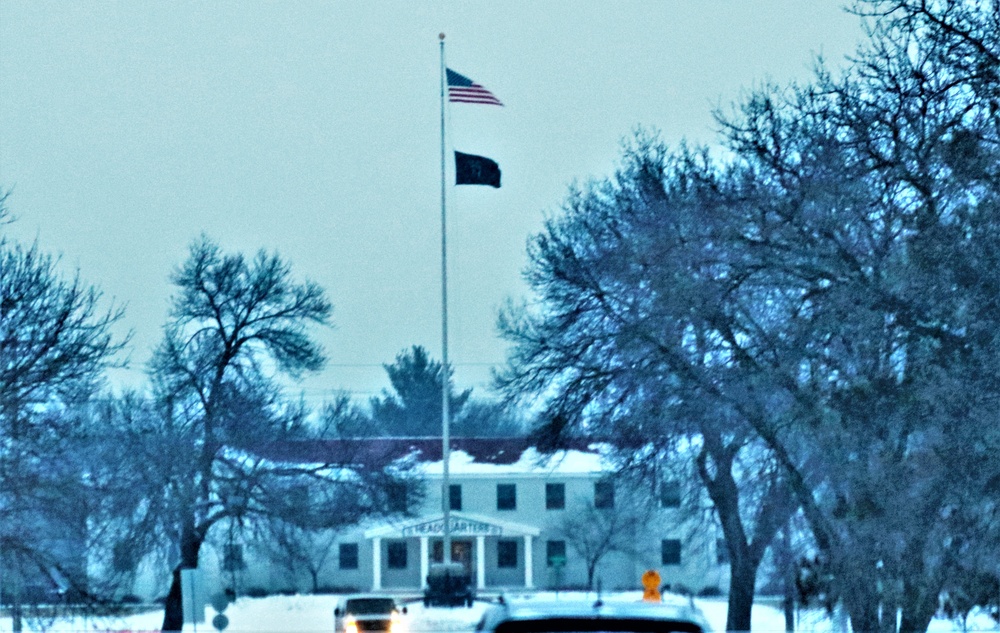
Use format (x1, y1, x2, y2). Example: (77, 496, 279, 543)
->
(446, 68, 503, 106)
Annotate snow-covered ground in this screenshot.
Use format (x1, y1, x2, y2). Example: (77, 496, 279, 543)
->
(1, 591, 997, 633)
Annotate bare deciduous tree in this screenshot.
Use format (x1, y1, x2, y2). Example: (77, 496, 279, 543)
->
(500, 3, 999, 632)
(498, 138, 799, 631)
(0, 193, 127, 631)
(550, 479, 657, 591)
(117, 236, 387, 632)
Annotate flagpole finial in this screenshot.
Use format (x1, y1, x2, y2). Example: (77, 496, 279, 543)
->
(439, 32, 445, 40)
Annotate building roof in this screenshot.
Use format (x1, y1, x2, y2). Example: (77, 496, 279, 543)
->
(246, 436, 610, 475)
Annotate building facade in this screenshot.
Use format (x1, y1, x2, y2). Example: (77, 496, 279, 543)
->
(227, 438, 731, 596)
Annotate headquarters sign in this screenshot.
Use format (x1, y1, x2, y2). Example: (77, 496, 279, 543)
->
(402, 518, 503, 537)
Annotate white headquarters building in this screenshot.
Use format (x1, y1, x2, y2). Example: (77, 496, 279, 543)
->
(223, 438, 730, 596)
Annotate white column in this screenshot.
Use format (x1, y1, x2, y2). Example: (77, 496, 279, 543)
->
(476, 536, 486, 589)
(372, 537, 382, 591)
(420, 536, 430, 588)
(523, 535, 534, 588)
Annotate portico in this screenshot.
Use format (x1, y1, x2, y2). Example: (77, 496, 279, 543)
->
(363, 512, 540, 591)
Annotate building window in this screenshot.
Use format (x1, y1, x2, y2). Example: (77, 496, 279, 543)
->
(546, 540, 567, 567)
(716, 538, 730, 565)
(661, 539, 682, 565)
(497, 483, 516, 510)
(497, 540, 518, 568)
(222, 544, 245, 572)
(387, 482, 407, 513)
(449, 484, 462, 511)
(387, 542, 408, 569)
(545, 483, 565, 510)
(286, 486, 310, 509)
(594, 480, 615, 509)
(339, 543, 359, 570)
(112, 542, 138, 573)
(660, 480, 682, 508)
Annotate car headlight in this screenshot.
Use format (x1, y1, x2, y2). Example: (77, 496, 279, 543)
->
(390, 611, 405, 633)
(345, 617, 359, 633)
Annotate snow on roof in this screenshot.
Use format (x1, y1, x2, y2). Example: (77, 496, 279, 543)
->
(220, 444, 363, 481)
(244, 437, 615, 476)
(419, 446, 611, 476)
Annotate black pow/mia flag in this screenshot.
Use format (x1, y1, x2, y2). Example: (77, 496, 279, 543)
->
(454, 151, 501, 188)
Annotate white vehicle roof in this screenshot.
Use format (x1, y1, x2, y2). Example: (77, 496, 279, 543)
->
(476, 599, 711, 633)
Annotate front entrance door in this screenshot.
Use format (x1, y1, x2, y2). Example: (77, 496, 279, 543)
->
(432, 539, 473, 572)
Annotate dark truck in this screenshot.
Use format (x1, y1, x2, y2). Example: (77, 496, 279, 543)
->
(423, 562, 476, 607)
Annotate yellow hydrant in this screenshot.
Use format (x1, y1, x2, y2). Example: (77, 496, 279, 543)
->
(641, 569, 661, 602)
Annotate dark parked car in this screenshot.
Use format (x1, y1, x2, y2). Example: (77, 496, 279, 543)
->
(475, 598, 711, 633)
(423, 562, 475, 607)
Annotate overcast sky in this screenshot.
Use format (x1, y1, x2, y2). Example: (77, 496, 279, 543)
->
(0, 1, 865, 408)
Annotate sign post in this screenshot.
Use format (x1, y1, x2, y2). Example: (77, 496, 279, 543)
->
(181, 568, 206, 629)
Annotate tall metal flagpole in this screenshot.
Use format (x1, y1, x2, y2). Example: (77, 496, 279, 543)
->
(438, 32, 453, 566)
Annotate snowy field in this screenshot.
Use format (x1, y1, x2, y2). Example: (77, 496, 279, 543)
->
(1, 591, 997, 633)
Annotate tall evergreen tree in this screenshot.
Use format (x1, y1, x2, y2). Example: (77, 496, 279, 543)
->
(369, 345, 471, 437)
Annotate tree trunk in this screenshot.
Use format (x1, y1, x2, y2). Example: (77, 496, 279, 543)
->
(778, 528, 795, 632)
(893, 532, 941, 633)
(10, 551, 23, 633)
(161, 526, 204, 632)
(11, 596, 22, 633)
(727, 556, 758, 632)
(783, 592, 795, 633)
(898, 575, 939, 633)
(842, 572, 882, 633)
(586, 560, 597, 592)
(694, 440, 765, 632)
